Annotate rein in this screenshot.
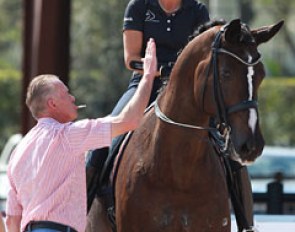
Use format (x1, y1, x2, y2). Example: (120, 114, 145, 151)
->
(154, 99, 231, 151)
(154, 100, 217, 131)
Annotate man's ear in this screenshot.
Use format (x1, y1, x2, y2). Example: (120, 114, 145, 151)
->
(47, 97, 57, 109)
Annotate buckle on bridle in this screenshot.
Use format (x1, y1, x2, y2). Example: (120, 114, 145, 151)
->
(217, 123, 231, 153)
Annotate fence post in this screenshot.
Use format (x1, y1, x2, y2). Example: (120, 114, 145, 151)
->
(267, 172, 283, 214)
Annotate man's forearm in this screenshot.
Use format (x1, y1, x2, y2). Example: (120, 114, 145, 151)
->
(111, 73, 155, 137)
(122, 73, 154, 121)
(111, 38, 157, 137)
(6, 215, 21, 232)
(121, 37, 157, 126)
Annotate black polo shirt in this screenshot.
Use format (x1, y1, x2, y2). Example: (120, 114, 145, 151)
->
(123, 0, 210, 63)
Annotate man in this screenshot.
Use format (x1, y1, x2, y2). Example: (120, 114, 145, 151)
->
(5, 38, 157, 232)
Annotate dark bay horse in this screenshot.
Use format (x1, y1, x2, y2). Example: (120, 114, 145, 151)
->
(86, 19, 283, 232)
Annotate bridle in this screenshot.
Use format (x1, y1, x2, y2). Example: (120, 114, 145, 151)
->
(209, 25, 261, 131)
(155, 24, 262, 151)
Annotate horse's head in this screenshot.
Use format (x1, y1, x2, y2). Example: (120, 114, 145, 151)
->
(197, 19, 284, 164)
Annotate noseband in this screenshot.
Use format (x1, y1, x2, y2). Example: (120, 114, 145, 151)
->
(154, 25, 262, 148)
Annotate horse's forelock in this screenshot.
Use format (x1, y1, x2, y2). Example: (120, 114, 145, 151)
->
(240, 24, 256, 45)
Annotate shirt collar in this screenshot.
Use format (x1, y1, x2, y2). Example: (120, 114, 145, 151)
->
(37, 117, 60, 125)
(149, 0, 195, 9)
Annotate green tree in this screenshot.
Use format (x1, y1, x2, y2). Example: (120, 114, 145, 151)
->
(0, 0, 22, 151)
(253, 0, 295, 75)
(239, 0, 254, 23)
(0, 0, 22, 69)
(70, 0, 130, 118)
(0, 70, 21, 150)
(259, 78, 295, 146)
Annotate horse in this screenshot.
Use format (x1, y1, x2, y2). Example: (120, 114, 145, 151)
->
(86, 19, 283, 232)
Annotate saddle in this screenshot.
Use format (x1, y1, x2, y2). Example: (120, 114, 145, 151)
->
(87, 105, 156, 231)
(103, 132, 132, 222)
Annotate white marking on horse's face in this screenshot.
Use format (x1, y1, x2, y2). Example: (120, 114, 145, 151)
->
(229, 143, 255, 165)
(249, 108, 257, 134)
(247, 55, 257, 134)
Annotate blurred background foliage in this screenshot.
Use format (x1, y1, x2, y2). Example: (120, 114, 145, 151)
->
(0, 0, 22, 69)
(259, 79, 295, 146)
(70, 0, 130, 118)
(0, 70, 21, 149)
(0, 0, 295, 151)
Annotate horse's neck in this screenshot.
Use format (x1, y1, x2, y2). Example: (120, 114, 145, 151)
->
(157, 31, 215, 128)
(151, 80, 217, 189)
(158, 70, 208, 128)
(150, 97, 217, 189)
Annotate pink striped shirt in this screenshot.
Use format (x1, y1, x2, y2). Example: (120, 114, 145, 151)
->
(6, 117, 111, 232)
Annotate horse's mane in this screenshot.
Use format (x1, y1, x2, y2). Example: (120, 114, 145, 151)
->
(159, 20, 227, 91)
(189, 19, 227, 41)
(191, 19, 256, 46)
(175, 20, 226, 62)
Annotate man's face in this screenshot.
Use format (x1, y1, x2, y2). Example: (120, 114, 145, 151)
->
(51, 80, 78, 122)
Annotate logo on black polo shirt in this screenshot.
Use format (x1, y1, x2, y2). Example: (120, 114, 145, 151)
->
(124, 17, 133, 22)
(145, 10, 159, 22)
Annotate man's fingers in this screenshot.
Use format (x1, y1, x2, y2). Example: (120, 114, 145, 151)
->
(143, 38, 157, 76)
(146, 38, 155, 56)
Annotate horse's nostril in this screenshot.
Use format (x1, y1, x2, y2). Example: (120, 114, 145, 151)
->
(240, 140, 256, 155)
(240, 143, 250, 154)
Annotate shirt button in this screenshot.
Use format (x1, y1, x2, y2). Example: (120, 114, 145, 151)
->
(167, 19, 171, 23)
(172, 13, 176, 16)
(167, 27, 171, 31)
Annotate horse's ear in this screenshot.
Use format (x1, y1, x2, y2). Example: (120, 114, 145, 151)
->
(251, 20, 284, 46)
(224, 19, 242, 44)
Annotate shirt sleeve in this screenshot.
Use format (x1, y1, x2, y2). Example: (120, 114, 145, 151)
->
(6, 165, 23, 216)
(65, 118, 112, 155)
(194, 2, 210, 28)
(123, 0, 146, 32)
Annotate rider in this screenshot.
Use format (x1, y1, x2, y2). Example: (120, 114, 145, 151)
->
(86, 0, 254, 231)
(86, 0, 210, 205)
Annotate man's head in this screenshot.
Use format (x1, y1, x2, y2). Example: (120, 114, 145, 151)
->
(26, 74, 78, 122)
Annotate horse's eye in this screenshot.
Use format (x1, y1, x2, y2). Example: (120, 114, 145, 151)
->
(221, 70, 231, 79)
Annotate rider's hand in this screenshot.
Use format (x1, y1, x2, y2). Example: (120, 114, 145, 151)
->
(142, 38, 157, 77)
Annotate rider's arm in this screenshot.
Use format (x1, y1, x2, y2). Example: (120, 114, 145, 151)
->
(109, 38, 157, 138)
(123, 30, 143, 71)
(124, 30, 161, 76)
